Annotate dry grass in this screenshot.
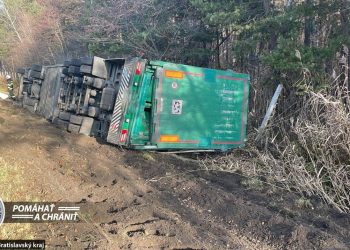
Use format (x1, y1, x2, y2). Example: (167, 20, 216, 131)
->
(0, 76, 7, 93)
(0, 157, 34, 239)
(272, 91, 350, 212)
(203, 90, 350, 213)
(142, 152, 156, 162)
(0, 76, 20, 94)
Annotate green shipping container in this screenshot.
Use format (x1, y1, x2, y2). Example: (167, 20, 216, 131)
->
(106, 59, 250, 151)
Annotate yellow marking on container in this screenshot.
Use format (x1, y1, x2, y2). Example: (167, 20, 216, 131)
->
(165, 70, 184, 79)
(160, 135, 180, 142)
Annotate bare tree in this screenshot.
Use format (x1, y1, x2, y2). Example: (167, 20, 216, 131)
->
(0, 0, 23, 42)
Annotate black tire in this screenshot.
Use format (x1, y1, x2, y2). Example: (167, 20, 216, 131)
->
(22, 85, 30, 95)
(24, 69, 30, 78)
(70, 59, 82, 67)
(31, 64, 42, 72)
(58, 111, 71, 121)
(80, 57, 93, 66)
(80, 65, 92, 74)
(63, 61, 71, 67)
(30, 70, 43, 79)
(62, 68, 69, 75)
(68, 66, 81, 75)
(70, 115, 84, 125)
(68, 123, 81, 133)
(16, 68, 26, 74)
(52, 117, 69, 130)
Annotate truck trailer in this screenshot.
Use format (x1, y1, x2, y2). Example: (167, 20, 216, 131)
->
(17, 57, 250, 151)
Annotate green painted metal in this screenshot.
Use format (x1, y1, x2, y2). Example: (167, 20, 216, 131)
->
(115, 59, 250, 151)
(151, 62, 249, 151)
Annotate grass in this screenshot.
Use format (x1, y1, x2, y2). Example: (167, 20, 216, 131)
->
(241, 177, 264, 191)
(142, 152, 156, 162)
(0, 76, 19, 94)
(0, 157, 35, 239)
(0, 84, 7, 93)
(0, 77, 7, 93)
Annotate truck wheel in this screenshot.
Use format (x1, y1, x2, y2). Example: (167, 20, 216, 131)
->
(16, 68, 26, 74)
(70, 115, 84, 125)
(52, 117, 69, 130)
(63, 61, 71, 67)
(62, 68, 69, 75)
(80, 57, 93, 66)
(58, 111, 71, 121)
(31, 64, 42, 72)
(68, 66, 81, 75)
(68, 123, 81, 133)
(70, 59, 81, 67)
(30, 70, 43, 79)
(80, 65, 92, 74)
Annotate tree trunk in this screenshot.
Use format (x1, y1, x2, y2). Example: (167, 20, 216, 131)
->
(216, 30, 221, 69)
(339, 0, 350, 94)
(304, 0, 312, 47)
(262, 0, 270, 14)
(2, 2, 23, 43)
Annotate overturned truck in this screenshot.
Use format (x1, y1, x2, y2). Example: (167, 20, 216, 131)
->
(17, 57, 250, 151)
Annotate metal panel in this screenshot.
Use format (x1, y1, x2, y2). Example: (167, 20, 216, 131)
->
(37, 65, 64, 120)
(91, 56, 107, 79)
(151, 62, 249, 151)
(106, 60, 136, 144)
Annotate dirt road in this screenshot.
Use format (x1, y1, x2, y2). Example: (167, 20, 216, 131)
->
(0, 99, 349, 249)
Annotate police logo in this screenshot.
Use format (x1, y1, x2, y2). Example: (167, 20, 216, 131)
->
(0, 197, 5, 225)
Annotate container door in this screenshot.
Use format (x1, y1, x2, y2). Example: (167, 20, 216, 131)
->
(151, 63, 249, 151)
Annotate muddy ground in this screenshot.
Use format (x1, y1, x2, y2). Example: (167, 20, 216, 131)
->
(0, 99, 349, 249)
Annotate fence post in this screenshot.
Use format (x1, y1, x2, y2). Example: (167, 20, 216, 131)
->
(256, 84, 283, 141)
